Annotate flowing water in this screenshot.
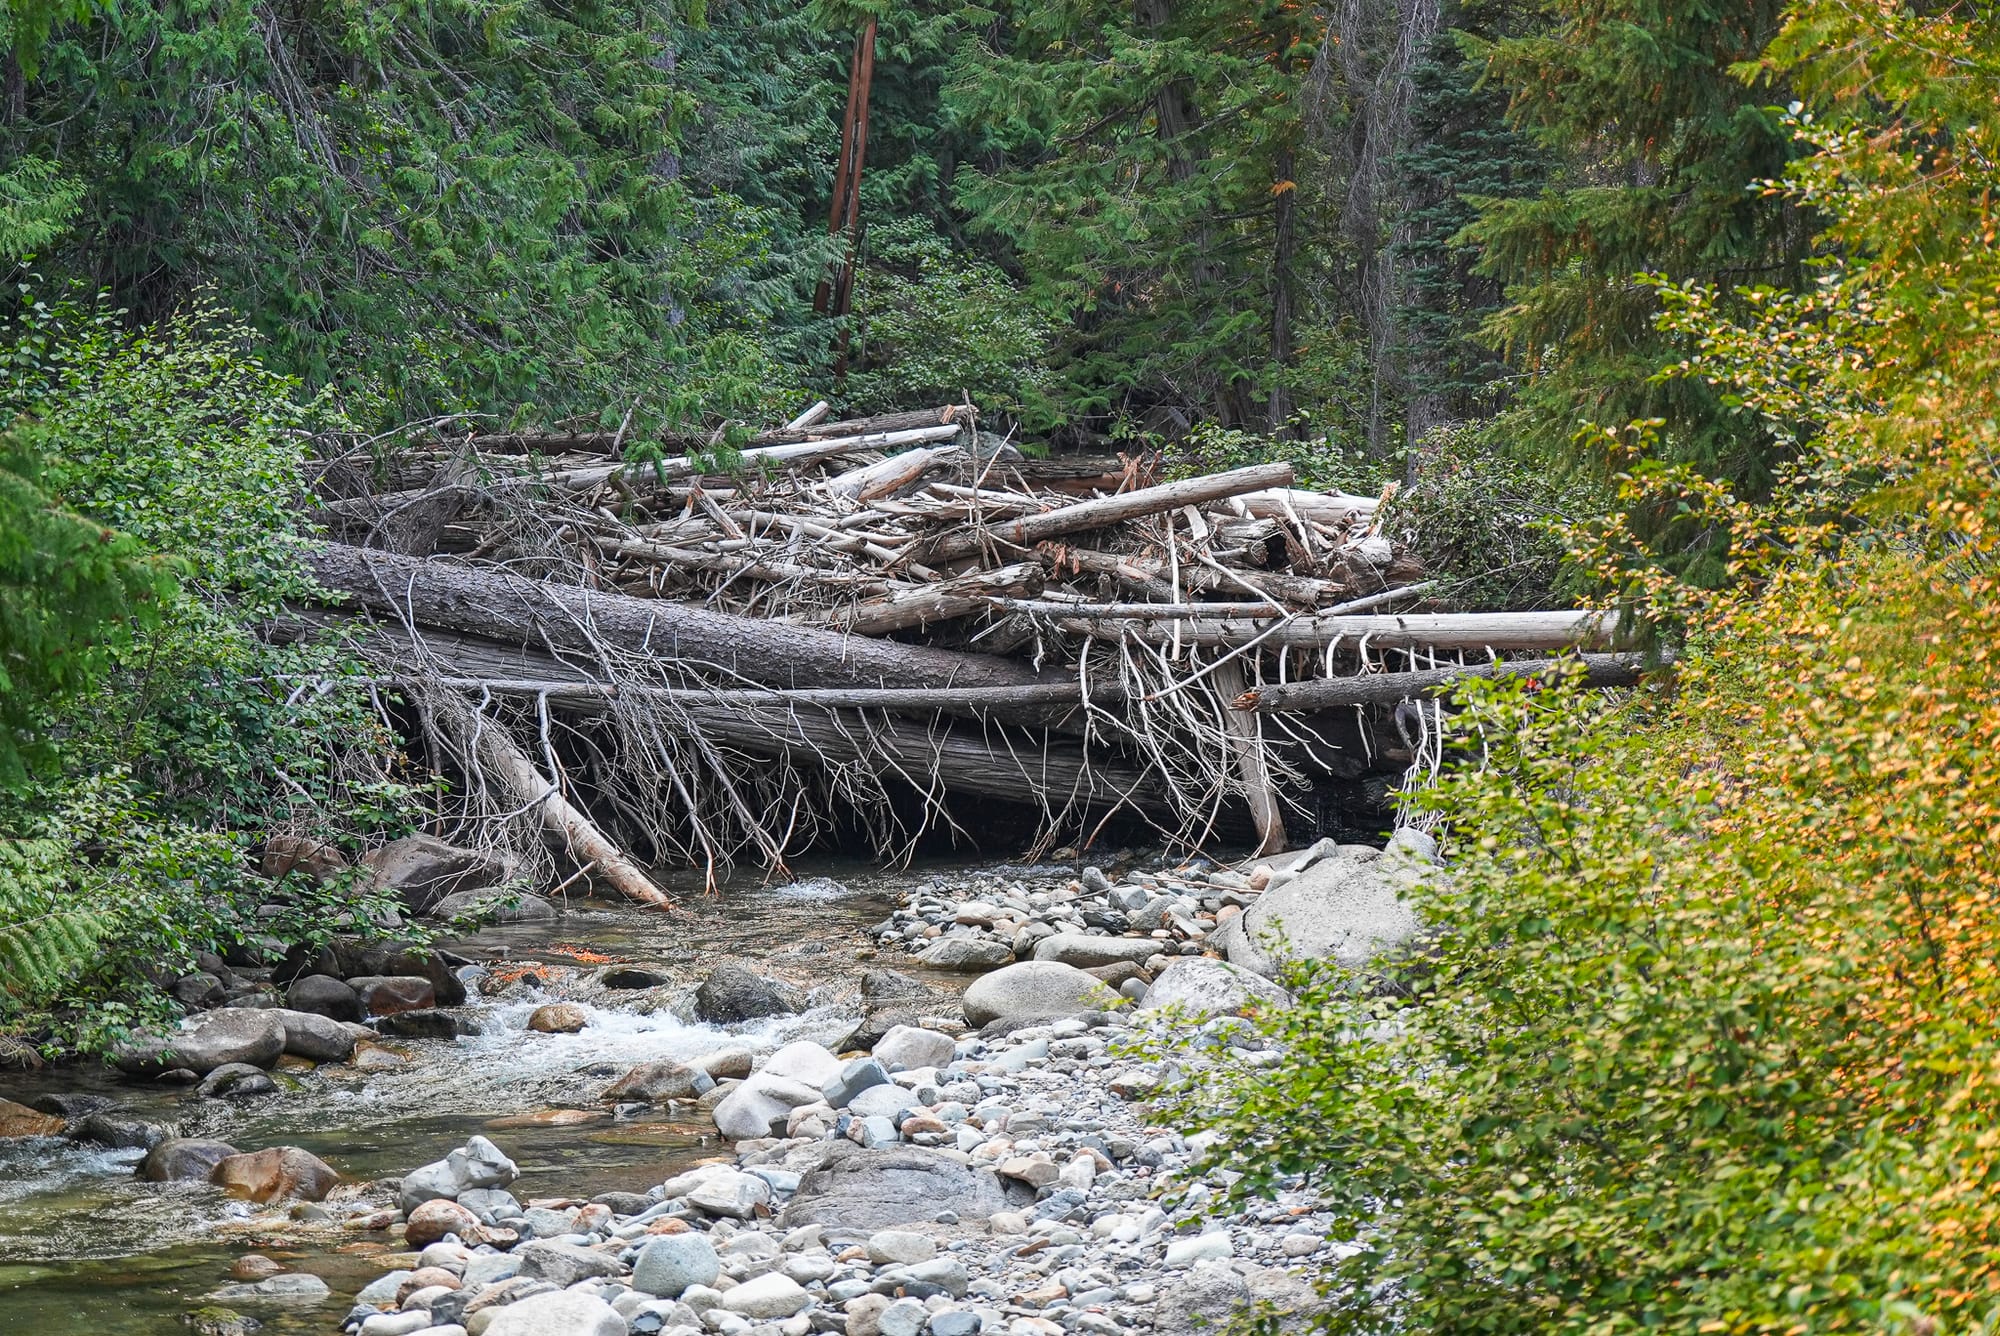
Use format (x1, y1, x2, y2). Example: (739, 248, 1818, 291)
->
(0, 859, 1049, 1336)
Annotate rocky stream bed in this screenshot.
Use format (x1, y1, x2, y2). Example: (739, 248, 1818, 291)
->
(0, 834, 1435, 1336)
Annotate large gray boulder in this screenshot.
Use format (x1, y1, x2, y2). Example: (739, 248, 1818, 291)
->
(915, 937, 1011, 971)
(114, 1008, 287, 1076)
(398, 1135, 519, 1213)
(361, 835, 516, 916)
(694, 964, 798, 1024)
(1210, 830, 1437, 980)
(430, 887, 558, 925)
(711, 1073, 822, 1140)
(1030, 934, 1161, 969)
(266, 1008, 358, 1062)
(1137, 958, 1292, 1019)
(778, 1143, 1019, 1236)
(961, 961, 1114, 1027)
(483, 1290, 627, 1336)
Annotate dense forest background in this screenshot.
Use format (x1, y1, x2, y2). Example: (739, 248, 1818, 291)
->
(7, 1, 2000, 1328)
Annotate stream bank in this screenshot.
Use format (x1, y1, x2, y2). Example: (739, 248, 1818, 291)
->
(0, 834, 1429, 1336)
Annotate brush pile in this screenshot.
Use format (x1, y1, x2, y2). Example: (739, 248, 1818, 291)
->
(297, 401, 1623, 897)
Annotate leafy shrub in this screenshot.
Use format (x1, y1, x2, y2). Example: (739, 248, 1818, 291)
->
(1163, 420, 1391, 497)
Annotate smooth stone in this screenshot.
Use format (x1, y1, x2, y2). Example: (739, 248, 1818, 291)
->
(779, 1144, 1016, 1233)
(204, 1273, 332, 1303)
(284, 972, 364, 1023)
(406, 1198, 482, 1248)
(600, 966, 674, 989)
(822, 1057, 893, 1109)
(267, 1007, 360, 1061)
(139, 1137, 238, 1183)
(516, 1239, 627, 1288)
(0, 1098, 67, 1138)
(115, 1008, 287, 1076)
(400, 1135, 519, 1213)
(211, 1146, 339, 1203)
(712, 1074, 822, 1141)
(361, 835, 515, 917)
(871, 1026, 955, 1074)
(1209, 837, 1431, 979)
(632, 1233, 721, 1297)
(373, 1007, 469, 1039)
(195, 1063, 276, 1100)
(761, 1041, 843, 1088)
(719, 1273, 811, 1319)
(865, 1231, 935, 1266)
(359, 1312, 431, 1336)
(848, 1084, 919, 1122)
(1028, 935, 1160, 969)
(694, 964, 798, 1024)
(601, 1061, 714, 1104)
(1137, 958, 1291, 1018)
(457, 1188, 525, 1227)
(914, 938, 1011, 972)
(1163, 1233, 1234, 1267)
(528, 1003, 589, 1034)
(960, 963, 1112, 1028)
(357, 1271, 416, 1304)
(431, 888, 558, 925)
(685, 1170, 772, 1220)
(481, 1290, 629, 1336)
(876, 1298, 927, 1336)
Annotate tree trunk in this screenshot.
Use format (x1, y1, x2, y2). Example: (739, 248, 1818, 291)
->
(301, 542, 1051, 691)
(1233, 652, 1659, 710)
(1211, 660, 1286, 855)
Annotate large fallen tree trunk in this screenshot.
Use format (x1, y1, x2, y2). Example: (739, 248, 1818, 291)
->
(1233, 652, 1658, 711)
(920, 463, 1296, 563)
(303, 542, 1050, 691)
(1060, 609, 1615, 651)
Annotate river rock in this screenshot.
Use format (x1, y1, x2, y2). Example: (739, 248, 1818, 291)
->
(822, 1056, 892, 1108)
(29, 1092, 110, 1118)
(693, 963, 797, 1024)
(516, 1239, 627, 1288)
(720, 1273, 811, 1318)
(779, 1143, 1016, 1233)
(599, 1060, 712, 1104)
(915, 937, 1011, 971)
(263, 1007, 359, 1062)
(871, 1025, 956, 1073)
(211, 1146, 339, 1203)
(763, 1040, 843, 1086)
(960, 961, 1112, 1027)
(260, 834, 347, 883)
(349, 975, 437, 1016)
(527, 1002, 588, 1034)
(1030, 934, 1161, 969)
(115, 1007, 287, 1076)
(430, 887, 558, 925)
(361, 834, 515, 916)
(203, 1272, 331, 1303)
(1138, 957, 1292, 1018)
(482, 1290, 626, 1336)
(0, 1097, 65, 1138)
(195, 1063, 277, 1100)
(406, 1198, 482, 1247)
(685, 1169, 772, 1219)
(71, 1112, 169, 1150)
(170, 972, 228, 1009)
(631, 1232, 720, 1297)
(284, 974, 363, 1022)
(337, 944, 470, 1007)
(140, 1137, 239, 1182)
(711, 1073, 822, 1140)
(375, 1008, 471, 1038)
(599, 966, 673, 989)
(1210, 835, 1432, 979)
(399, 1135, 518, 1212)
(849, 1084, 918, 1121)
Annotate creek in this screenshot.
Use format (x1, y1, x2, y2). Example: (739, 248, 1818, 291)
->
(0, 860, 1038, 1336)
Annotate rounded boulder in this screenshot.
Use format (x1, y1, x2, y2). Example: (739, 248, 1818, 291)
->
(961, 961, 1113, 1027)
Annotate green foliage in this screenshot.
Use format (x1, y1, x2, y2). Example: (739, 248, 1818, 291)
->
(845, 216, 1054, 415)
(1384, 422, 1595, 610)
(0, 836, 103, 1022)
(0, 156, 82, 262)
(1164, 421, 1389, 498)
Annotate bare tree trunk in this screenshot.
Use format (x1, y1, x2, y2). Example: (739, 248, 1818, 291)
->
(1211, 660, 1287, 855)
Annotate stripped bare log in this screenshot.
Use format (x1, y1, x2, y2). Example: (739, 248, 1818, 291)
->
(1234, 652, 1660, 711)
(1058, 610, 1614, 651)
(1210, 659, 1286, 856)
(303, 542, 1051, 690)
(429, 693, 672, 907)
(822, 445, 962, 501)
(799, 563, 1045, 635)
(920, 463, 1295, 563)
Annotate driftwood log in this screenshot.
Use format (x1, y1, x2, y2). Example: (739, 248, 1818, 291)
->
(1234, 652, 1659, 711)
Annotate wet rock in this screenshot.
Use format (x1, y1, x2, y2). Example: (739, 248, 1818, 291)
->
(230, 1255, 283, 1282)
(1031, 934, 1160, 969)
(685, 1169, 772, 1219)
(210, 1146, 339, 1203)
(861, 970, 938, 1004)
(599, 965, 673, 989)
(115, 1008, 288, 1076)
(266, 1007, 359, 1062)
(960, 961, 1113, 1027)
(693, 963, 797, 1024)
(28, 1092, 110, 1119)
(779, 1143, 1016, 1234)
(406, 1198, 482, 1248)
(201, 1273, 331, 1303)
(351, 1039, 411, 1070)
(170, 972, 228, 1009)
(599, 1060, 712, 1104)
(349, 975, 437, 1017)
(515, 1239, 627, 1288)
(694, 1048, 755, 1081)
(180, 1305, 260, 1336)
(70, 1112, 169, 1150)
(140, 1137, 239, 1182)
(430, 888, 557, 926)
(456, 1187, 525, 1225)
(0, 1097, 66, 1138)
(360, 834, 515, 916)
(871, 1025, 956, 1073)
(374, 1007, 470, 1039)
(631, 1232, 720, 1297)
(1211, 835, 1432, 979)
(481, 1290, 625, 1336)
(260, 835, 347, 884)
(283, 974, 363, 1023)
(195, 1063, 278, 1100)
(398, 1135, 518, 1213)
(527, 1002, 588, 1034)
(1137, 957, 1292, 1018)
(914, 937, 1011, 971)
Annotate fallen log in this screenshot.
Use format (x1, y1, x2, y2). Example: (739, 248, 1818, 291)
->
(1210, 659, 1287, 856)
(302, 542, 1051, 691)
(921, 463, 1295, 563)
(1059, 610, 1615, 652)
(429, 694, 673, 907)
(1233, 652, 1660, 711)
(798, 563, 1044, 636)
(461, 405, 965, 455)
